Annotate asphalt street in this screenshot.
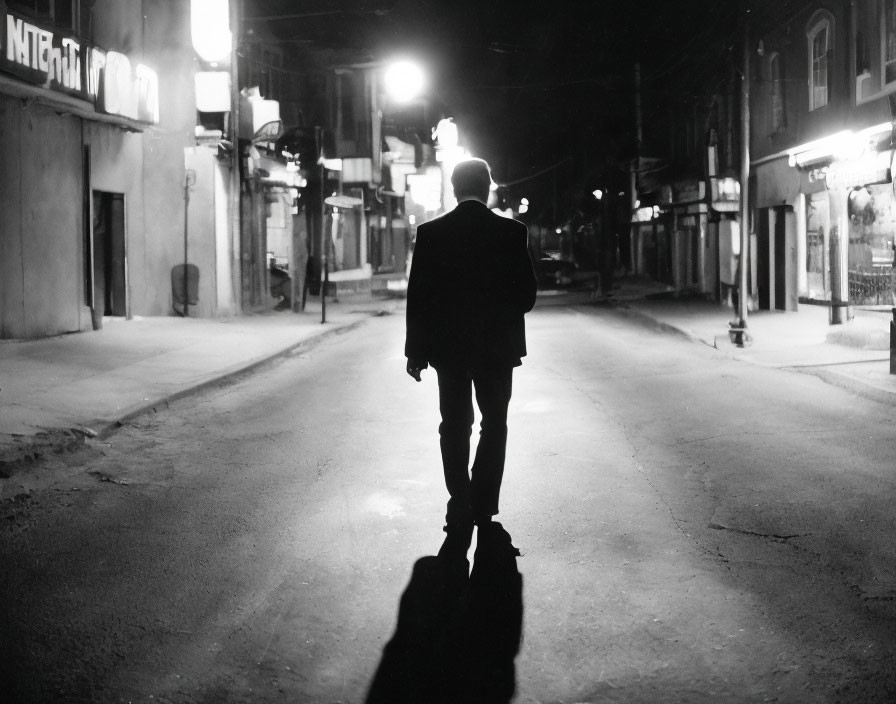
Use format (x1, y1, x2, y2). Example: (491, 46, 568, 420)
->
(2, 300, 896, 703)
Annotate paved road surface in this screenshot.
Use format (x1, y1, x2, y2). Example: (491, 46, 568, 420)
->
(2, 301, 896, 703)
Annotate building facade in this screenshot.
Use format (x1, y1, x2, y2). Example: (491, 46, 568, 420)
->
(0, 0, 209, 339)
(751, 0, 896, 317)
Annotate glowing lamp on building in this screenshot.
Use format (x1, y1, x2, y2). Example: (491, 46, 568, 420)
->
(433, 118, 458, 150)
(710, 177, 740, 212)
(385, 61, 425, 103)
(191, 0, 232, 65)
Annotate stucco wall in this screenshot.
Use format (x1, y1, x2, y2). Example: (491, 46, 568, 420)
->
(0, 97, 85, 338)
(138, 0, 199, 316)
(184, 147, 222, 318)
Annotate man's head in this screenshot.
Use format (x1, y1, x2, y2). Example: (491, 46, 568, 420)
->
(451, 158, 492, 203)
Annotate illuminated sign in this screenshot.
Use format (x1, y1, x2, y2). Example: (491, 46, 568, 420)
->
(824, 150, 892, 190)
(0, 11, 159, 124)
(710, 177, 740, 212)
(632, 205, 661, 222)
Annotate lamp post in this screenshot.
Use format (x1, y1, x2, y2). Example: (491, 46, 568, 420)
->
(381, 60, 426, 277)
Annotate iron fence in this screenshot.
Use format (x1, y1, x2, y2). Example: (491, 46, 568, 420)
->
(848, 267, 896, 306)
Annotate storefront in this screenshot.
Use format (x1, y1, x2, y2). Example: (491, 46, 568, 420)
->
(0, 1, 200, 339)
(657, 180, 708, 293)
(630, 204, 672, 285)
(753, 153, 818, 311)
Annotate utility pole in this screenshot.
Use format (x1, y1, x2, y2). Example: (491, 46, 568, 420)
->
(229, 0, 243, 311)
(733, 8, 751, 338)
(316, 126, 327, 324)
(630, 62, 643, 274)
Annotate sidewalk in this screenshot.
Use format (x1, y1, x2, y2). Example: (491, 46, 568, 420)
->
(0, 296, 401, 481)
(604, 278, 896, 404)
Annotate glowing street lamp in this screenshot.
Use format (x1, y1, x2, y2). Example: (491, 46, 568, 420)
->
(191, 0, 232, 65)
(384, 60, 425, 103)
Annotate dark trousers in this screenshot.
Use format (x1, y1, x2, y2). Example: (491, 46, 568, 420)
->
(434, 362, 514, 526)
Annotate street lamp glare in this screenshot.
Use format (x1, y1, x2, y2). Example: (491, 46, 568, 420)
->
(191, 0, 232, 64)
(385, 61, 425, 103)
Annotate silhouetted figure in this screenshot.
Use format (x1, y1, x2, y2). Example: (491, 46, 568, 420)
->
(405, 158, 537, 544)
(366, 524, 523, 704)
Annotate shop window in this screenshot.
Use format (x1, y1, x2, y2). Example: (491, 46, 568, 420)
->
(807, 14, 832, 110)
(885, 0, 896, 85)
(769, 52, 785, 132)
(7, 0, 77, 31)
(805, 191, 830, 300)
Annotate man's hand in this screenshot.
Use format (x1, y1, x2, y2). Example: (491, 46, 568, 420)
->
(406, 358, 428, 382)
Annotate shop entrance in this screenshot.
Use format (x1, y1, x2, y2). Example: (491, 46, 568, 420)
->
(89, 191, 127, 324)
(758, 206, 787, 310)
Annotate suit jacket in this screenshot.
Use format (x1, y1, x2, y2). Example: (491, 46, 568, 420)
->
(405, 200, 537, 368)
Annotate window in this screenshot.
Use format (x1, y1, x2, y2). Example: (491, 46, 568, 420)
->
(7, 1, 77, 31)
(769, 52, 785, 131)
(807, 15, 832, 110)
(885, 0, 896, 84)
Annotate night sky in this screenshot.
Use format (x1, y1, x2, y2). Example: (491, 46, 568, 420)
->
(247, 0, 743, 209)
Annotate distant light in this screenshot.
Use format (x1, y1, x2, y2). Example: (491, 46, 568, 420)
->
(518, 204, 529, 214)
(191, 0, 231, 64)
(433, 118, 458, 149)
(592, 189, 603, 200)
(521, 197, 529, 205)
(555, 228, 562, 234)
(408, 214, 417, 225)
(194, 71, 230, 111)
(385, 61, 425, 103)
(321, 157, 343, 171)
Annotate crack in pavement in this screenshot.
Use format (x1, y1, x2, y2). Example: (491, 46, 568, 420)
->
(707, 522, 810, 542)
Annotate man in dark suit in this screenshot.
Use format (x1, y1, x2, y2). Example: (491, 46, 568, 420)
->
(405, 158, 537, 546)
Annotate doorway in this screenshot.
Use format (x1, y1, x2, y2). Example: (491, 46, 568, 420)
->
(757, 206, 787, 310)
(89, 191, 127, 323)
(773, 206, 786, 310)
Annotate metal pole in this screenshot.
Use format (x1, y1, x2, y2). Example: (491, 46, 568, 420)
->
(183, 174, 190, 317)
(737, 9, 751, 329)
(890, 307, 896, 375)
(631, 62, 643, 275)
(316, 126, 327, 324)
(230, 0, 243, 312)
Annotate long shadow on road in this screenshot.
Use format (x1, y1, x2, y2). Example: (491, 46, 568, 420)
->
(366, 522, 523, 704)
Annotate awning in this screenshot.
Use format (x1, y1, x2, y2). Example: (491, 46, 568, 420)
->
(753, 155, 824, 209)
(0, 74, 147, 132)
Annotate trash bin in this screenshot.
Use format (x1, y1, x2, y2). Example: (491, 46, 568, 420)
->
(171, 263, 199, 316)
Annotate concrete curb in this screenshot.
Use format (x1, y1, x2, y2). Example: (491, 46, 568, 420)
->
(87, 317, 369, 440)
(0, 315, 373, 482)
(787, 364, 896, 406)
(612, 303, 896, 405)
(610, 303, 701, 343)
